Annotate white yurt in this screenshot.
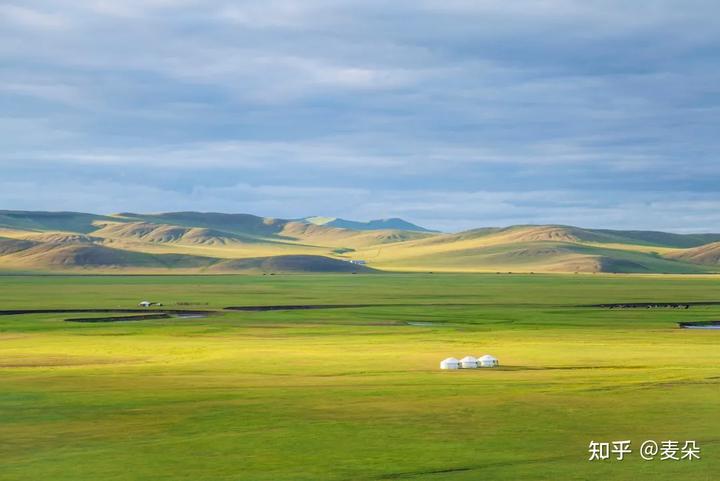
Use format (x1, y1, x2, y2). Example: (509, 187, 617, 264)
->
(478, 354, 499, 367)
(460, 355, 478, 369)
(440, 357, 460, 370)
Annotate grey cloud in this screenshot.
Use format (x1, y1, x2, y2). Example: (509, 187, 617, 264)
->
(2, 177, 719, 233)
(1, 1, 719, 230)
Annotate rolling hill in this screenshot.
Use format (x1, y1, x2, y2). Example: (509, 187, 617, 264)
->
(278, 221, 433, 248)
(303, 216, 436, 232)
(0, 211, 718, 274)
(0, 210, 114, 233)
(0, 235, 375, 274)
(347, 225, 720, 274)
(209, 255, 376, 273)
(114, 212, 287, 237)
(666, 242, 720, 265)
(92, 222, 255, 246)
(357, 239, 705, 274)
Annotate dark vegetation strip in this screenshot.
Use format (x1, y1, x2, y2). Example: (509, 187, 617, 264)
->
(377, 466, 471, 479)
(64, 313, 172, 323)
(585, 302, 704, 309)
(375, 454, 575, 479)
(678, 320, 720, 328)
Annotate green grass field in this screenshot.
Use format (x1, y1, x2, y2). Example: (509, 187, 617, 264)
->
(1, 274, 718, 480)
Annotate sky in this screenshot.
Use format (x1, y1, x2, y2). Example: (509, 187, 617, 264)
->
(1, 0, 719, 232)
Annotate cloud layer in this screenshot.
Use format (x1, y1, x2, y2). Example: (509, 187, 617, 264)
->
(2, 1, 719, 231)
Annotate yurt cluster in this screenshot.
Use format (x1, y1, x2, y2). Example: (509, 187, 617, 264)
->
(440, 355, 498, 370)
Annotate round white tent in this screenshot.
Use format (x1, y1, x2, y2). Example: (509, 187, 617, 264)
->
(440, 357, 460, 370)
(460, 355, 478, 369)
(478, 354, 499, 367)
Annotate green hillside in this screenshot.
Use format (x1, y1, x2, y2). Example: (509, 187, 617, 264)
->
(585, 228, 720, 248)
(113, 212, 287, 237)
(0, 211, 115, 233)
(305, 216, 436, 232)
(371, 240, 712, 273)
(1, 211, 720, 274)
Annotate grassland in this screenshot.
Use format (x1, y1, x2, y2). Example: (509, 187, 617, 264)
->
(1, 273, 719, 480)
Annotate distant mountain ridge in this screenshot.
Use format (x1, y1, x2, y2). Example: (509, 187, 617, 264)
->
(1, 210, 720, 274)
(303, 216, 436, 232)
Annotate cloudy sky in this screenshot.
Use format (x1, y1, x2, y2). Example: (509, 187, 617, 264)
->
(2, 1, 719, 231)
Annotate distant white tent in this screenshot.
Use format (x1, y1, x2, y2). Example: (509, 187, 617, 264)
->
(478, 354, 499, 367)
(460, 355, 478, 369)
(138, 301, 152, 308)
(440, 357, 460, 370)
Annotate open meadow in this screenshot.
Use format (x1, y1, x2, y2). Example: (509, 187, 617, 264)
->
(1, 273, 719, 480)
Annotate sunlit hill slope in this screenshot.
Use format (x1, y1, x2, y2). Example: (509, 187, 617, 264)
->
(0, 211, 718, 274)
